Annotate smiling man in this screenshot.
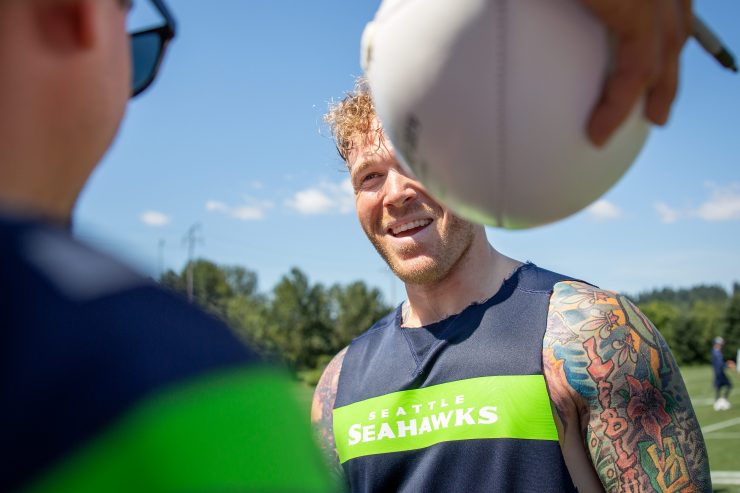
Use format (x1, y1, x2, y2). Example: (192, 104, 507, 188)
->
(312, 82, 711, 492)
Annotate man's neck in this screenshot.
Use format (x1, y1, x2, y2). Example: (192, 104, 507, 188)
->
(0, 138, 82, 226)
(401, 233, 521, 327)
(0, 177, 75, 228)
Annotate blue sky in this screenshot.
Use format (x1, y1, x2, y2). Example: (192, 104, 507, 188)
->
(75, 0, 740, 305)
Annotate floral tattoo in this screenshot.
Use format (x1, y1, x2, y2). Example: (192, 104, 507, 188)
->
(544, 281, 711, 492)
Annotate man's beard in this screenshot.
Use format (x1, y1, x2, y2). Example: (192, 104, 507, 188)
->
(364, 213, 476, 285)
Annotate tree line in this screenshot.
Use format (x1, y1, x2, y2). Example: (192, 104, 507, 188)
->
(160, 259, 391, 384)
(160, 259, 740, 383)
(633, 283, 740, 366)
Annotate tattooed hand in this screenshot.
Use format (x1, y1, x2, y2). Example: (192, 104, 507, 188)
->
(311, 347, 348, 480)
(544, 281, 711, 492)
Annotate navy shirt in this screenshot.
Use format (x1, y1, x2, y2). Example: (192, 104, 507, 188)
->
(1, 216, 333, 493)
(334, 264, 577, 493)
(712, 348, 725, 375)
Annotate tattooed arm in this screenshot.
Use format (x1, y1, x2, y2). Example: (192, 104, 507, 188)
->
(311, 347, 348, 479)
(543, 281, 711, 493)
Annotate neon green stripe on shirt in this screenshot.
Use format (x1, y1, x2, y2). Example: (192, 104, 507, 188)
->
(23, 366, 334, 493)
(333, 375, 559, 463)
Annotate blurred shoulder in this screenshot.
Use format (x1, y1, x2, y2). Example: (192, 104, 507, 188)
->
(2, 217, 259, 385)
(10, 221, 149, 303)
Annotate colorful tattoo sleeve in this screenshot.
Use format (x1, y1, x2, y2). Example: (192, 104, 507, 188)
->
(544, 281, 711, 492)
(311, 347, 348, 479)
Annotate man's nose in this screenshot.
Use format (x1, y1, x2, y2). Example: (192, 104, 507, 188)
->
(383, 168, 417, 208)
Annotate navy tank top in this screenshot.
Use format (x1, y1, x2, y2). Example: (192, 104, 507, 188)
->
(334, 264, 578, 492)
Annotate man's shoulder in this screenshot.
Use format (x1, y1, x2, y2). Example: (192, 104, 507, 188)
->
(1, 217, 148, 303)
(550, 279, 614, 305)
(515, 263, 580, 292)
(1, 217, 259, 378)
(351, 306, 399, 343)
(546, 280, 644, 344)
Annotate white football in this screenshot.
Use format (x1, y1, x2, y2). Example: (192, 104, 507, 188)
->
(361, 0, 650, 229)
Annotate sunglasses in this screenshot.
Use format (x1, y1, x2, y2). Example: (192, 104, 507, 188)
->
(129, 0, 176, 98)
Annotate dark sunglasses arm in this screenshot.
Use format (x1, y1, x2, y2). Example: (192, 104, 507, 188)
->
(151, 0, 177, 37)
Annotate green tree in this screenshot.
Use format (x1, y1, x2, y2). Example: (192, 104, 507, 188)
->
(159, 260, 261, 321)
(266, 268, 333, 370)
(639, 300, 682, 361)
(670, 314, 705, 365)
(635, 285, 728, 306)
(225, 293, 271, 354)
(327, 281, 390, 352)
(638, 292, 731, 366)
(724, 283, 740, 361)
(224, 266, 258, 297)
(160, 268, 185, 294)
(189, 259, 234, 316)
(157, 259, 397, 380)
(688, 300, 726, 364)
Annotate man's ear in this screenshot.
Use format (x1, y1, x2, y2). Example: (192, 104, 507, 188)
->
(33, 0, 97, 53)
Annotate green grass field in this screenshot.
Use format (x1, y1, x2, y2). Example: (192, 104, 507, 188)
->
(298, 365, 740, 490)
(681, 365, 740, 491)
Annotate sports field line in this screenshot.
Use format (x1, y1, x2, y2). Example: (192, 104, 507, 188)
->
(711, 471, 740, 486)
(702, 417, 740, 434)
(705, 433, 740, 439)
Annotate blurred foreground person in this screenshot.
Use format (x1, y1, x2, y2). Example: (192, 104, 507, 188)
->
(0, 1, 332, 491)
(712, 337, 734, 411)
(312, 82, 710, 492)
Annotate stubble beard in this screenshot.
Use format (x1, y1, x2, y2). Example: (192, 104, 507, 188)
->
(364, 212, 477, 285)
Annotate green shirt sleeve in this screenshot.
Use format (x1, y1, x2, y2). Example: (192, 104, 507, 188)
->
(23, 367, 336, 493)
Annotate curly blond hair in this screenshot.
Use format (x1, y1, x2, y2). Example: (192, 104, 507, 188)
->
(324, 78, 379, 164)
